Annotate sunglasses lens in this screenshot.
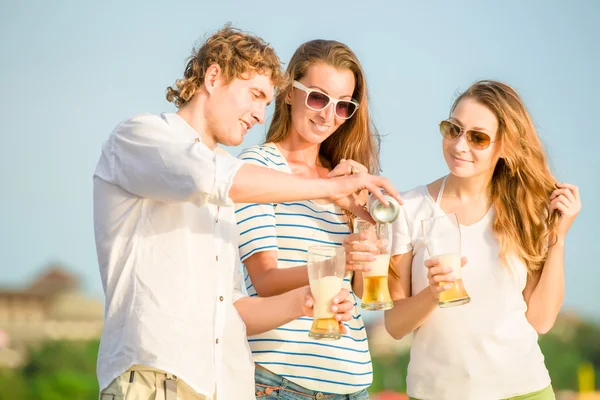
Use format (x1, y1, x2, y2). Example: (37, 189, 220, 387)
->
(440, 120, 461, 138)
(306, 91, 330, 110)
(467, 131, 491, 149)
(335, 101, 357, 119)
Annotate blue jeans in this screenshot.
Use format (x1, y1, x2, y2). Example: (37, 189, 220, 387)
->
(254, 366, 370, 399)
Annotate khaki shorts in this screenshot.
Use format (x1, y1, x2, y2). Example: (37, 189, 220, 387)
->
(99, 365, 213, 400)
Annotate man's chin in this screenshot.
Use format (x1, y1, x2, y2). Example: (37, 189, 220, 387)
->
(219, 134, 245, 147)
(230, 135, 245, 147)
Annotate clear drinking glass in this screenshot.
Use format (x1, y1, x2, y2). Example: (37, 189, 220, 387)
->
(353, 217, 394, 311)
(421, 213, 470, 308)
(307, 245, 345, 340)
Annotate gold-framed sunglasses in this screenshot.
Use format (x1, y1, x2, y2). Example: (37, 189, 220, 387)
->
(439, 120, 496, 150)
(292, 80, 359, 120)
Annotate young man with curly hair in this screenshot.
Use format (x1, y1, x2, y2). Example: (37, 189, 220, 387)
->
(93, 26, 400, 400)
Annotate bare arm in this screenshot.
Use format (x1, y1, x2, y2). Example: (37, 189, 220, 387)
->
(523, 242, 565, 334)
(244, 251, 309, 297)
(384, 253, 437, 339)
(230, 163, 330, 204)
(230, 164, 402, 222)
(234, 287, 354, 336)
(523, 182, 581, 334)
(234, 287, 305, 336)
(384, 254, 466, 339)
(243, 233, 374, 298)
(106, 119, 401, 213)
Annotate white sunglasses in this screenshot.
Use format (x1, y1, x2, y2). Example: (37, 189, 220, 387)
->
(292, 80, 359, 119)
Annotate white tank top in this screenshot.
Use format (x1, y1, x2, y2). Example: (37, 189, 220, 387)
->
(391, 178, 551, 400)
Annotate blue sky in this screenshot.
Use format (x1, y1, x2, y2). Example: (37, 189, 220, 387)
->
(1, 1, 598, 319)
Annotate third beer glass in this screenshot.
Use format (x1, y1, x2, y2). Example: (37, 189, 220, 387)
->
(421, 213, 471, 307)
(307, 246, 345, 340)
(354, 217, 394, 311)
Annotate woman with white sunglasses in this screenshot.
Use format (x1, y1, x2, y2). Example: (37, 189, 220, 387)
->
(385, 80, 581, 400)
(235, 40, 381, 399)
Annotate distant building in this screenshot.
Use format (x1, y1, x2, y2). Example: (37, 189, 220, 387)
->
(0, 265, 104, 368)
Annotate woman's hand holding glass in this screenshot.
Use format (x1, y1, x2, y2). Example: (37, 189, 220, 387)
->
(343, 232, 378, 273)
(424, 256, 469, 302)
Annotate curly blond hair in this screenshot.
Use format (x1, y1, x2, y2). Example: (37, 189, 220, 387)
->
(166, 25, 283, 108)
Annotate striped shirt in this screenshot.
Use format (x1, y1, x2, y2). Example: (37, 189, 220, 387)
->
(236, 143, 373, 394)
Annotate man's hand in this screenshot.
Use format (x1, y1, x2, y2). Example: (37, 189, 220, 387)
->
(326, 173, 403, 222)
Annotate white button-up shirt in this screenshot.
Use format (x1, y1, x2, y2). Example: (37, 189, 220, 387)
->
(93, 112, 255, 400)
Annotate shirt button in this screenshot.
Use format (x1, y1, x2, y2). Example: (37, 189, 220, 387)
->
(216, 255, 219, 262)
(215, 338, 219, 344)
(219, 296, 224, 302)
(194, 138, 200, 142)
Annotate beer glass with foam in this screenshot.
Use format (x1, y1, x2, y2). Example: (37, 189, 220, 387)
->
(307, 246, 345, 340)
(354, 217, 394, 311)
(421, 213, 471, 307)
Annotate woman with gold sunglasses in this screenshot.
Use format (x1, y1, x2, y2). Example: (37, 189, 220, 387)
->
(385, 80, 581, 400)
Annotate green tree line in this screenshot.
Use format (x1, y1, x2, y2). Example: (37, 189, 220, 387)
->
(0, 319, 598, 399)
(370, 319, 600, 393)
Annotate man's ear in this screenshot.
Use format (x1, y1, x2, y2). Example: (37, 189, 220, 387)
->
(203, 64, 222, 94)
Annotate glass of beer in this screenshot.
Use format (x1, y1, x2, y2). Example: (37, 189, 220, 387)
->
(307, 245, 345, 340)
(421, 213, 470, 308)
(354, 217, 394, 311)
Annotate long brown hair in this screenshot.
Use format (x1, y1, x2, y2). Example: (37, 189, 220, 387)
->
(452, 80, 558, 275)
(265, 40, 380, 175)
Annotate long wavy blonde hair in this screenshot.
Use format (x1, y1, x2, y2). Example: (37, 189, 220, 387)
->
(266, 40, 380, 175)
(453, 80, 558, 275)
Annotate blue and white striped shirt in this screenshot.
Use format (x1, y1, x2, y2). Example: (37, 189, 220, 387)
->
(236, 143, 372, 394)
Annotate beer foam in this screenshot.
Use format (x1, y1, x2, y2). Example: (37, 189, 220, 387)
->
(364, 254, 391, 277)
(433, 253, 462, 279)
(309, 275, 343, 319)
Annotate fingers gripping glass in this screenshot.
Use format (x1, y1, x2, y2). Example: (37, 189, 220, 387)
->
(353, 218, 394, 311)
(307, 246, 345, 340)
(439, 120, 496, 150)
(421, 213, 471, 308)
(293, 80, 359, 119)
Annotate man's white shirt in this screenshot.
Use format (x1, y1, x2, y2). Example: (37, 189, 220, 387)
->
(93, 112, 254, 399)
